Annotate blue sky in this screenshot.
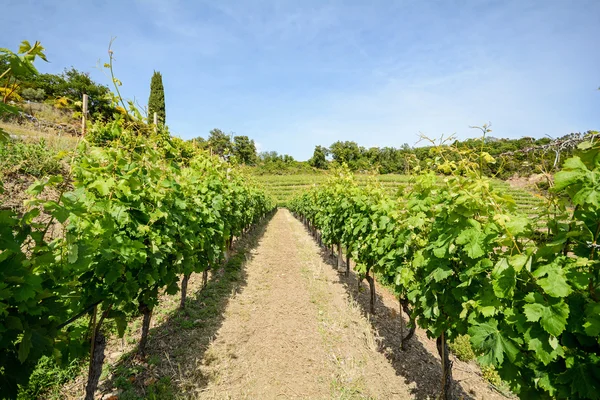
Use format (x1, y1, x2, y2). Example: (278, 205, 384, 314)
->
(5, 0, 600, 160)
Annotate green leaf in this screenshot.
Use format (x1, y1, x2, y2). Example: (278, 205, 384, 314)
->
(533, 261, 572, 298)
(583, 303, 600, 336)
(553, 156, 588, 191)
(105, 265, 124, 285)
(524, 298, 569, 336)
(5, 316, 23, 330)
(509, 254, 530, 272)
(111, 311, 128, 338)
(456, 226, 486, 259)
(13, 284, 36, 302)
(67, 244, 78, 264)
(504, 216, 530, 236)
(18, 330, 32, 362)
(492, 258, 516, 298)
(430, 266, 454, 282)
(469, 319, 519, 365)
(524, 303, 545, 322)
(89, 178, 115, 196)
(526, 326, 563, 365)
(18, 40, 32, 54)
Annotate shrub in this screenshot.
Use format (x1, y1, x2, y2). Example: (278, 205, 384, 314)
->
(448, 334, 476, 361)
(21, 88, 46, 102)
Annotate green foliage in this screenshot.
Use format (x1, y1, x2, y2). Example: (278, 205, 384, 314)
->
(448, 334, 476, 362)
(17, 356, 82, 400)
(0, 40, 48, 142)
(147, 71, 165, 125)
(57, 67, 115, 120)
(13, 67, 117, 121)
(232, 135, 257, 165)
(329, 141, 361, 169)
(302, 133, 587, 178)
(207, 128, 231, 157)
(289, 133, 600, 399)
(20, 87, 45, 102)
(0, 117, 274, 398)
(0, 138, 64, 177)
(309, 145, 329, 169)
(0, 175, 70, 398)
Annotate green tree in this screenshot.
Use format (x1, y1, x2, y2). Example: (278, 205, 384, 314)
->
(232, 135, 257, 165)
(329, 141, 361, 170)
(208, 128, 232, 157)
(190, 136, 207, 149)
(147, 71, 166, 125)
(309, 145, 329, 169)
(54, 68, 114, 121)
(25, 72, 66, 98)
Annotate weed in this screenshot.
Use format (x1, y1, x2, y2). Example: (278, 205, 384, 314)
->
(17, 356, 82, 400)
(0, 138, 63, 177)
(448, 334, 476, 362)
(481, 364, 502, 386)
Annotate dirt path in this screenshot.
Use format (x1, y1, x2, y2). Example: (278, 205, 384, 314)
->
(198, 209, 411, 399)
(197, 209, 505, 400)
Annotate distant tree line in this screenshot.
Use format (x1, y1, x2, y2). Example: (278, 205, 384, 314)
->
(192, 129, 259, 165)
(308, 134, 589, 178)
(189, 129, 592, 177)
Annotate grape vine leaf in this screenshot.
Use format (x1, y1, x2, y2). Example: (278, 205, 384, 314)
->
(17, 330, 32, 362)
(584, 303, 600, 336)
(469, 319, 519, 365)
(456, 226, 486, 259)
(523, 294, 569, 336)
(533, 262, 572, 298)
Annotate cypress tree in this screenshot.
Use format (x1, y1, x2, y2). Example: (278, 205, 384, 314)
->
(147, 71, 165, 125)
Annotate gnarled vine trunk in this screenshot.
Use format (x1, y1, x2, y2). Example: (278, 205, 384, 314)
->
(84, 330, 106, 400)
(345, 253, 350, 277)
(202, 269, 209, 288)
(85, 305, 111, 400)
(400, 297, 415, 350)
(138, 303, 153, 357)
(180, 273, 190, 309)
(436, 333, 453, 400)
(366, 270, 375, 314)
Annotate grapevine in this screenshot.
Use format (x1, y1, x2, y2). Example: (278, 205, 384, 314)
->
(289, 133, 600, 399)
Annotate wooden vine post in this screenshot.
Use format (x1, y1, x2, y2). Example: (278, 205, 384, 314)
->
(153, 112, 158, 133)
(81, 94, 88, 136)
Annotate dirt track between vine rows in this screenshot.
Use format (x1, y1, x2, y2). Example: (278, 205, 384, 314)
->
(196, 209, 505, 400)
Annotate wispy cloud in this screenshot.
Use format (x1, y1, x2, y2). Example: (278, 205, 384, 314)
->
(3, 0, 599, 160)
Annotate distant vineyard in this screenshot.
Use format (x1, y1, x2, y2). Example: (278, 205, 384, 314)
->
(258, 173, 546, 214)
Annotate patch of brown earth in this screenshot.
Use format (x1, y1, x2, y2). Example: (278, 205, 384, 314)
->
(199, 210, 413, 399)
